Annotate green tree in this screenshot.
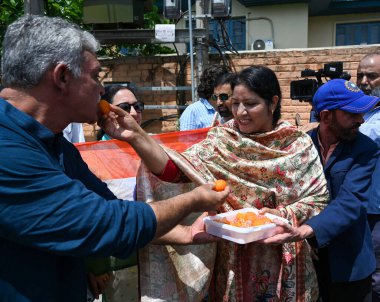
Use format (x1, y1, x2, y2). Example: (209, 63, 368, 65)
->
(0, 0, 24, 51)
(0, 0, 85, 57)
(97, 4, 175, 57)
(0, 0, 174, 59)
(45, 0, 84, 24)
(133, 4, 175, 56)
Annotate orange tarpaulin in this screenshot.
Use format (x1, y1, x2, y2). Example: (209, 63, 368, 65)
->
(75, 128, 209, 180)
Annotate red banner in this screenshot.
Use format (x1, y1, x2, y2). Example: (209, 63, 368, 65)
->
(76, 128, 209, 180)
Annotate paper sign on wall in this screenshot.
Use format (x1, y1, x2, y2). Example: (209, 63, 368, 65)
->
(155, 24, 175, 43)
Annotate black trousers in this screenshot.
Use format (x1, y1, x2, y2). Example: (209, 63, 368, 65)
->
(314, 248, 372, 302)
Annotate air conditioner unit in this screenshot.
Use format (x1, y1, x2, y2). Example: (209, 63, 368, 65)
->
(251, 39, 274, 51)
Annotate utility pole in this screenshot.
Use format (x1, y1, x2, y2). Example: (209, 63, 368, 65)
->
(195, 0, 210, 94)
(24, 0, 44, 15)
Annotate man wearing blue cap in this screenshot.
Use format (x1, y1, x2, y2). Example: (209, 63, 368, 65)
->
(263, 79, 379, 302)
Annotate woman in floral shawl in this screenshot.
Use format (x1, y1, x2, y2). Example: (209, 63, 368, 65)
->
(101, 66, 329, 302)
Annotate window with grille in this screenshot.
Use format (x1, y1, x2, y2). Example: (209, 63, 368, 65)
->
(336, 21, 380, 46)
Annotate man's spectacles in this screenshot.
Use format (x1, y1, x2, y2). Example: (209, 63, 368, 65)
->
(116, 102, 145, 113)
(211, 93, 231, 102)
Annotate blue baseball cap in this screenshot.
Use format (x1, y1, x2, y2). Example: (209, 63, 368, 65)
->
(312, 79, 380, 114)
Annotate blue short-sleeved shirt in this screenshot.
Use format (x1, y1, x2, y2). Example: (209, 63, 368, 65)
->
(179, 98, 218, 130)
(0, 98, 157, 302)
(359, 107, 380, 214)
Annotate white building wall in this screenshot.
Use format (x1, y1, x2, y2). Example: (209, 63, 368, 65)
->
(173, 1, 309, 52)
(308, 13, 380, 47)
(232, 2, 309, 50)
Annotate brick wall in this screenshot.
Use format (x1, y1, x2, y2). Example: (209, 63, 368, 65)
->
(83, 45, 380, 141)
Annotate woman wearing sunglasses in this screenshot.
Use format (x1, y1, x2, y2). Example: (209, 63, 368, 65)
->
(98, 84, 144, 141)
(92, 84, 144, 301)
(100, 66, 329, 302)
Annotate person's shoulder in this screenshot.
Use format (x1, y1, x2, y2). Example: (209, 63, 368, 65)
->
(180, 101, 203, 120)
(340, 133, 379, 161)
(298, 122, 319, 134)
(181, 102, 198, 114)
(186, 100, 204, 109)
(276, 120, 317, 139)
(355, 132, 378, 152)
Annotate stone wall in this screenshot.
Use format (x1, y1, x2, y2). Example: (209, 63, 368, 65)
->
(83, 45, 380, 141)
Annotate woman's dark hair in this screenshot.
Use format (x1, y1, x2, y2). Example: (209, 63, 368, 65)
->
(197, 64, 231, 99)
(101, 84, 137, 104)
(231, 65, 282, 126)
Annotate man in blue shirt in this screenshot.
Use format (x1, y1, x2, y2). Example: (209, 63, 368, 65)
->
(179, 64, 231, 130)
(262, 79, 379, 302)
(357, 53, 380, 302)
(0, 15, 229, 302)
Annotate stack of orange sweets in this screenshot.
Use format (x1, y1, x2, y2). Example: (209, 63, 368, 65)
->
(215, 211, 273, 228)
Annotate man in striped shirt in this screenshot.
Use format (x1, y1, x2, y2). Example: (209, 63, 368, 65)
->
(179, 64, 231, 130)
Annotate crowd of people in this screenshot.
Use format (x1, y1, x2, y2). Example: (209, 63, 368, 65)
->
(1, 14, 380, 302)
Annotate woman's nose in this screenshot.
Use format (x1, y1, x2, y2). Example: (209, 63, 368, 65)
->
(237, 103, 247, 115)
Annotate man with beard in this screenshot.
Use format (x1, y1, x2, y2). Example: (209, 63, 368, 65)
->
(357, 53, 380, 96)
(262, 79, 380, 302)
(357, 53, 380, 144)
(357, 53, 380, 301)
(211, 73, 234, 124)
(179, 64, 231, 130)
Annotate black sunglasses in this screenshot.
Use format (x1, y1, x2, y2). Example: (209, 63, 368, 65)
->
(116, 102, 145, 113)
(211, 93, 231, 102)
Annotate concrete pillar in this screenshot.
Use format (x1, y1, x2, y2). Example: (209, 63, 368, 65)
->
(195, 0, 210, 88)
(24, 0, 44, 15)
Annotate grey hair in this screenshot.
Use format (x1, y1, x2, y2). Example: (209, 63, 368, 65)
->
(1, 15, 99, 88)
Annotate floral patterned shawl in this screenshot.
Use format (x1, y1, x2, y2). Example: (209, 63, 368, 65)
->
(137, 121, 329, 302)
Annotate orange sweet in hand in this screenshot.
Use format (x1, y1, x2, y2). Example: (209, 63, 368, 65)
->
(98, 99, 111, 115)
(213, 179, 227, 192)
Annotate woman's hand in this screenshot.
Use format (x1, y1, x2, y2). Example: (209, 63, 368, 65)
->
(259, 207, 281, 217)
(88, 272, 112, 299)
(99, 104, 170, 175)
(260, 221, 314, 244)
(98, 104, 142, 142)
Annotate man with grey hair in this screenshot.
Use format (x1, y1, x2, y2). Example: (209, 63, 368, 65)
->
(0, 15, 229, 302)
(357, 53, 380, 302)
(357, 53, 380, 96)
(357, 53, 380, 143)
